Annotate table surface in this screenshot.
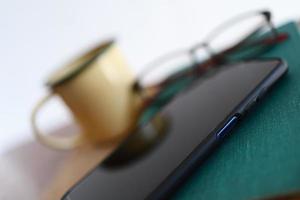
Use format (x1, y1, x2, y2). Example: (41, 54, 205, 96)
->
(1, 21, 300, 200)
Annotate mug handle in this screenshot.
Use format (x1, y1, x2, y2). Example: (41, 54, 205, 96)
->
(31, 92, 84, 150)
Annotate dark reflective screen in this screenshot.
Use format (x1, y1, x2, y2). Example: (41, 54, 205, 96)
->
(66, 60, 281, 200)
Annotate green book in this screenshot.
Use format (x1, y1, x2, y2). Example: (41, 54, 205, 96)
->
(172, 21, 300, 200)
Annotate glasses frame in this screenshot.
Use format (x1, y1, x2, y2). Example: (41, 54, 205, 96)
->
(133, 10, 288, 108)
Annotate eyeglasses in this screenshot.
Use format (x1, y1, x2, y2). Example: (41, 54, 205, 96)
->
(133, 10, 288, 105)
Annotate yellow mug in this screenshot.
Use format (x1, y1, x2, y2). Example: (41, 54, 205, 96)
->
(31, 40, 142, 150)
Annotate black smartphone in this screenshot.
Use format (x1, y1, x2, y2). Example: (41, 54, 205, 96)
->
(62, 58, 287, 200)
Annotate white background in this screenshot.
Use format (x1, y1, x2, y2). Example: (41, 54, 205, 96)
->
(0, 0, 299, 154)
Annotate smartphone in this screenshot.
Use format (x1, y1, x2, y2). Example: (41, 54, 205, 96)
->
(62, 58, 287, 200)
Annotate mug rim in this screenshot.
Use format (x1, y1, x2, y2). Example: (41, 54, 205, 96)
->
(46, 39, 115, 88)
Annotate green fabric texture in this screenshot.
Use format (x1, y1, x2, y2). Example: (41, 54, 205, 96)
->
(172, 22, 300, 200)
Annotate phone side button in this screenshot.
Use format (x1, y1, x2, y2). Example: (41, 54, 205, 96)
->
(216, 115, 239, 139)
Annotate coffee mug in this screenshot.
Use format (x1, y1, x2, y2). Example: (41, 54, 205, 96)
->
(31, 40, 143, 150)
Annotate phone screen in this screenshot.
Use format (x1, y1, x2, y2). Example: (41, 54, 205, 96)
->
(65, 59, 282, 200)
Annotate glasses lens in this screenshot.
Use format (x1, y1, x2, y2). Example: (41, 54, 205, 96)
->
(207, 13, 267, 55)
(139, 50, 193, 87)
(136, 12, 278, 91)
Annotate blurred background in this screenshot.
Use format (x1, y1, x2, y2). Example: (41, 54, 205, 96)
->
(0, 0, 299, 155)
